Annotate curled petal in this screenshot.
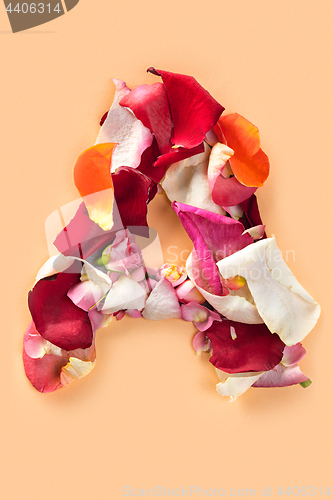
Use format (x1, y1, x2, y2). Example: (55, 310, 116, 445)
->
(217, 237, 321, 345)
(162, 143, 225, 216)
(96, 79, 153, 171)
(176, 279, 205, 304)
(193, 331, 212, 354)
(28, 265, 94, 351)
(173, 202, 253, 295)
(282, 343, 306, 366)
(186, 251, 263, 324)
(120, 82, 172, 154)
(60, 357, 96, 386)
(253, 363, 309, 388)
(207, 142, 234, 194)
(142, 278, 182, 320)
(148, 68, 224, 149)
(213, 113, 270, 187)
(216, 369, 264, 401)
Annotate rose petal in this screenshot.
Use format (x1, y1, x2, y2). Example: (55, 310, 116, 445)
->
(213, 113, 270, 187)
(120, 82, 172, 154)
(207, 319, 285, 374)
(216, 370, 264, 401)
(217, 237, 321, 345)
(28, 264, 93, 351)
(148, 68, 224, 149)
(162, 143, 225, 215)
(95, 79, 153, 171)
(173, 202, 253, 295)
(142, 278, 182, 320)
(23, 322, 68, 393)
(102, 274, 147, 313)
(73, 143, 116, 230)
(253, 363, 309, 387)
(186, 251, 263, 324)
(282, 343, 306, 366)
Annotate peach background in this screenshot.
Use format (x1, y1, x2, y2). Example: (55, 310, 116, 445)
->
(0, 1, 332, 498)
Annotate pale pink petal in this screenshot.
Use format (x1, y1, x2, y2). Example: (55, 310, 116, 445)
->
(67, 281, 104, 311)
(176, 280, 205, 304)
(282, 343, 306, 366)
(253, 363, 309, 387)
(193, 331, 212, 354)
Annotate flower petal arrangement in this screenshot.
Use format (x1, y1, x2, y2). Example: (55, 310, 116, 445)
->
(23, 68, 321, 400)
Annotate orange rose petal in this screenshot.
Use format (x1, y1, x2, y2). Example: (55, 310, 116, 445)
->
(74, 143, 116, 230)
(213, 114, 270, 188)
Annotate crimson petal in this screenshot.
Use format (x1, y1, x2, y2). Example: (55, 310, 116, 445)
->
(207, 320, 285, 373)
(28, 265, 93, 351)
(147, 68, 224, 149)
(112, 167, 157, 226)
(153, 143, 204, 169)
(211, 174, 257, 207)
(240, 194, 266, 236)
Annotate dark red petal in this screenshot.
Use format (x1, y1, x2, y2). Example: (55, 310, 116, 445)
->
(99, 111, 108, 126)
(28, 265, 93, 351)
(148, 68, 224, 149)
(136, 138, 168, 184)
(240, 194, 266, 237)
(120, 83, 172, 154)
(112, 167, 156, 227)
(211, 174, 257, 207)
(207, 320, 285, 373)
(153, 143, 205, 169)
(22, 322, 68, 393)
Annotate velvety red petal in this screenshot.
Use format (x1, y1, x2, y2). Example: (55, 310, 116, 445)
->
(173, 202, 253, 295)
(120, 83, 172, 154)
(28, 265, 93, 351)
(239, 194, 266, 236)
(153, 143, 204, 169)
(148, 68, 224, 149)
(136, 138, 168, 184)
(112, 167, 156, 227)
(23, 322, 68, 393)
(207, 319, 285, 373)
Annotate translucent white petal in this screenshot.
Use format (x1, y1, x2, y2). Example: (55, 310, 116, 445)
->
(142, 278, 182, 320)
(35, 255, 75, 283)
(102, 274, 147, 313)
(215, 369, 264, 401)
(162, 143, 226, 215)
(217, 237, 321, 345)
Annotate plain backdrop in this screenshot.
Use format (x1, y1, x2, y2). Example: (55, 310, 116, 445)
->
(0, 1, 332, 498)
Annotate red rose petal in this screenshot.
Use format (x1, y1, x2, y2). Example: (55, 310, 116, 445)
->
(148, 68, 224, 149)
(28, 266, 93, 351)
(207, 320, 285, 374)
